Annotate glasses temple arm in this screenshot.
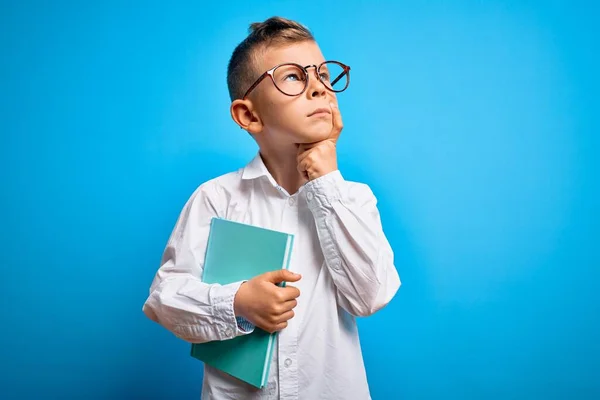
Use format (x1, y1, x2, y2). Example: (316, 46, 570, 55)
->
(330, 69, 348, 87)
(242, 72, 269, 99)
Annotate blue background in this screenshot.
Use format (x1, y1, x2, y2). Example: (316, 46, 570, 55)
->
(1, 1, 599, 399)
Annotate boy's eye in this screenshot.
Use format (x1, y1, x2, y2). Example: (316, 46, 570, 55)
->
(319, 72, 330, 81)
(284, 73, 304, 82)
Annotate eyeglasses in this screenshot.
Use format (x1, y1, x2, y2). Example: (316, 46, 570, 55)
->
(242, 60, 351, 100)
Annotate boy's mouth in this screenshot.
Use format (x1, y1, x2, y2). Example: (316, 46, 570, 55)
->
(307, 108, 331, 117)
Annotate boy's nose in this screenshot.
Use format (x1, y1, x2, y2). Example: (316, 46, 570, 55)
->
(310, 86, 327, 98)
(304, 65, 327, 97)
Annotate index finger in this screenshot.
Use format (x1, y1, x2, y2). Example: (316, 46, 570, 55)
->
(279, 285, 301, 301)
(329, 102, 343, 142)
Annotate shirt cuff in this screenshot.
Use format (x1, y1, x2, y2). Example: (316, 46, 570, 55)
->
(209, 280, 252, 340)
(236, 316, 255, 333)
(301, 170, 344, 211)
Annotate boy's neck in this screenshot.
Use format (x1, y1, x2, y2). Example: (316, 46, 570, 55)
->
(259, 144, 308, 196)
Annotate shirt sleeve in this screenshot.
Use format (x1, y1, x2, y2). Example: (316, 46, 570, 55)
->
(142, 180, 254, 343)
(301, 170, 401, 317)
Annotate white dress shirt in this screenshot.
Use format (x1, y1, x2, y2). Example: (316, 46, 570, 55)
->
(142, 152, 401, 399)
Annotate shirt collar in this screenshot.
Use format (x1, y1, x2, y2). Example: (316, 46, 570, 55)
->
(241, 152, 270, 181)
(241, 151, 308, 195)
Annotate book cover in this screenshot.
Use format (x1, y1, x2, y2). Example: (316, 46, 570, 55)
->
(190, 217, 294, 388)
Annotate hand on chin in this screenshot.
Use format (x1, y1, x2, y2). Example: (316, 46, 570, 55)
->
(296, 102, 342, 181)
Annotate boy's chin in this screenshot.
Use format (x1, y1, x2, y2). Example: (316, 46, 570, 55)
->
(295, 128, 331, 144)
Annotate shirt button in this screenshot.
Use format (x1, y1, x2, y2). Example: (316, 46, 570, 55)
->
(224, 327, 232, 337)
(288, 197, 295, 206)
(306, 192, 314, 202)
(284, 358, 292, 368)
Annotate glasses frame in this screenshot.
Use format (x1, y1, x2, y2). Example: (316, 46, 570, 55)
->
(241, 60, 351, 100)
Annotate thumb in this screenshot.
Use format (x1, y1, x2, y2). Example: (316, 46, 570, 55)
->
(264, 269, 301, 284)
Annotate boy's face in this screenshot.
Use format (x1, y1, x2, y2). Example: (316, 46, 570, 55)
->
(239, 41, 337, 145)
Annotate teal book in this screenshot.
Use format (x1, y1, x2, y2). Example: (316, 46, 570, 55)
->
(190, 217, 295, 389)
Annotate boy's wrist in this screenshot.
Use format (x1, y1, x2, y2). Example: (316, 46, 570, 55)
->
(307, 165, 338, 181)
(233, 281, 248, 318)
(233, 282, 255, 334)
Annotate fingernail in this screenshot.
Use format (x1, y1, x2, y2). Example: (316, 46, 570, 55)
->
(330, 102, 337, 108)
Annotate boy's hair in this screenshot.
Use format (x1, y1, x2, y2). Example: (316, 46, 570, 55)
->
(227, 16, 314, 101)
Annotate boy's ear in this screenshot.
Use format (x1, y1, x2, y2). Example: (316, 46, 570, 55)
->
(230, 99, 263, 135)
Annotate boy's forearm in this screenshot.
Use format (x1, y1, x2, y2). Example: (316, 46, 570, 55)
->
(142, 260, 253, 343)
(302, 170, 401, 316)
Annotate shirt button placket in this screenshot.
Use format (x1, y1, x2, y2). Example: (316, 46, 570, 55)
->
(279, 329, 299, 399)
(279, 195, 299, 399)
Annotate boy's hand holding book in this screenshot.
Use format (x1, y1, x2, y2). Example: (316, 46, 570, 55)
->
(234, 270, 302, 334)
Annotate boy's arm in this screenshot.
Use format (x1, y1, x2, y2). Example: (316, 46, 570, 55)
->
(142, 181, 254, 343)
(301, 171, 401, 317)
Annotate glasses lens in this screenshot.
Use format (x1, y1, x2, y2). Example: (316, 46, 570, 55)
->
(319, 62, 349, 92)
(273, 64, 307, 96)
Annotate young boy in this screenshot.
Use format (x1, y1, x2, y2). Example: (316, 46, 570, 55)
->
(142, 16, 401, 400)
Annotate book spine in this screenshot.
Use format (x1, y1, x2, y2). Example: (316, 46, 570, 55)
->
(261, 233, 294, 387)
